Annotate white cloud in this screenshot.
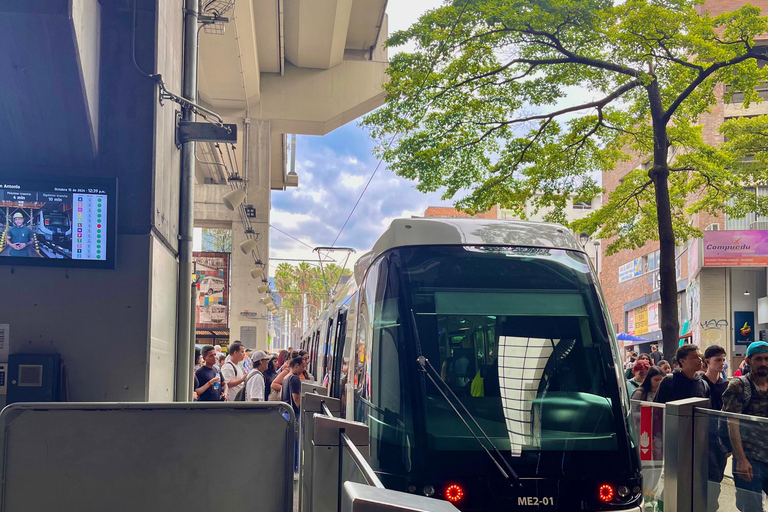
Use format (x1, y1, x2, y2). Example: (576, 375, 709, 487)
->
(340, 172, 367, 190)
(271, 210, 314, 230)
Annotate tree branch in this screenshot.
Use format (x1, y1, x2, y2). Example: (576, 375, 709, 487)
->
(473, 79, 643, 128)
(518, 24, 645, 78)
(664, 51, 760, 122)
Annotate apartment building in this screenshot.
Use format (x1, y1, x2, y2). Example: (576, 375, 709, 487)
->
(601, 0, 768, 368)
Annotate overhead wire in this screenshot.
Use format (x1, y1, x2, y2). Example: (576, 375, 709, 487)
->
(328, 0, 472, 248)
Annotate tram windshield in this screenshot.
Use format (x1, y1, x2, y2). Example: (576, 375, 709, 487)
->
(389, 245, 627, 458)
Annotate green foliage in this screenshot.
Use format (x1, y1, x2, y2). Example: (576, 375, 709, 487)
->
(201, 228, 232, 253)
(273, 262, 351, 329)
(363, 0, 768, 253)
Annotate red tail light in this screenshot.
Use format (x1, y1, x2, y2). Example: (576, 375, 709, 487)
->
(445, 484, 464, 503)
(45, 219, 50, 225)
(599, 484, 615, 502)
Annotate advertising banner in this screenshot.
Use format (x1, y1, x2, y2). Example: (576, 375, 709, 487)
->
(703, 231, 768, 267)
(619, 258, 642, 283)
(634, 304, 649, 335)
(734, 311, 755, 346)
(648, 302, 660, 333)
(193, 252, 230, 329)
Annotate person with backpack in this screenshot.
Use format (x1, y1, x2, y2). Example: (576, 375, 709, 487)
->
(722, 341, 768, 512)
(282, 356, 304, 473)
(654, 344, 711, 405)
(244, 351, 271, 401)
(221, 341, 246, 402)
(702, 345, 730, 512)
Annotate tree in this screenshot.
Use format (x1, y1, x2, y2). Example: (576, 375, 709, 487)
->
(272, 262, 352, 332)
(201, 228, 232, 253)
(363, 0, 768, 357)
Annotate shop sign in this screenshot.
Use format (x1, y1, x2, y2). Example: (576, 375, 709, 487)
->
(619, 258, 643, 282)
(635, 304, 649, 335)
(703, 230, 768, 267)
(628, 309, 635, 335)
(648, 302, 660, 333)
(193, 251, 230, 329)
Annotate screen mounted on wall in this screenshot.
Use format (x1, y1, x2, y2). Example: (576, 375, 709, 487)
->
(0, 176, 117, 269)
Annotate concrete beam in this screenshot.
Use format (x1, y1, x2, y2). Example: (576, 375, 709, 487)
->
(284, 0, 353, 70)
(0, 0, 100, 166)
(257, 59, 387, 136)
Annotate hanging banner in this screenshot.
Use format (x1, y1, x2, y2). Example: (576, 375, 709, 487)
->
(193, 252, 230, 329)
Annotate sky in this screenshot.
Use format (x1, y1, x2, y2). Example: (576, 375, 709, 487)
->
(268, 0, 447, 274)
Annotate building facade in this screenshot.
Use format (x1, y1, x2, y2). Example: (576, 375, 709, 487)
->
(600, 0, 768, 366)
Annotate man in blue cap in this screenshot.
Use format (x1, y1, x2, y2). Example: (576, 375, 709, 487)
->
(722, 341, 768, 512)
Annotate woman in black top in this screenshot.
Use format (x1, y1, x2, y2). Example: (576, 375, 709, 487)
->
(263, 356, 279, 400)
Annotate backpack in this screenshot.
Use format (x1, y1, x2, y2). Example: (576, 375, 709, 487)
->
(234, 370, 260, 401)
(737, 375, 754, 411)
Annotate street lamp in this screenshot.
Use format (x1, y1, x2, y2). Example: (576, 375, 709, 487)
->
(579, 232, 590, 248)
(593, 240, 601, 279)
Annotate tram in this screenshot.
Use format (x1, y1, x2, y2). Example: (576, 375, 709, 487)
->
(301, 218, 642, 512)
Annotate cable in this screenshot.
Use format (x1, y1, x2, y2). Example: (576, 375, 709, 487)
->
(329, 0, 471, 248)
(269, 224, 336, 262)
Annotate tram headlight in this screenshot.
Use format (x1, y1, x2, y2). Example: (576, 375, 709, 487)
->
(617, 486, 630, 498)
(423, 485, 435, 497)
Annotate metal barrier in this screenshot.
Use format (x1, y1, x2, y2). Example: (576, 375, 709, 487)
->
(0, 402, 295, 512)
(299, 385, 460, 512)
(629, 397, 768, 512)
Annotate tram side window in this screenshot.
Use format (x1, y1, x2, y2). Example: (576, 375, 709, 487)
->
(321, 317, 334, 386)
(331, 310, 348, 397)
(356, 255, 413, 475)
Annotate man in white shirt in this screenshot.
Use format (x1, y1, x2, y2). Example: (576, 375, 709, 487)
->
(221, 342, 246, 401)
(246, 350, 271, 401)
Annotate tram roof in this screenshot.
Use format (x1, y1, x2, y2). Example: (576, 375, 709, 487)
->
(368, 217, 583, 263)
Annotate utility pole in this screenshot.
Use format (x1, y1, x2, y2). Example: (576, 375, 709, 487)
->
(175, 0, 199, 402)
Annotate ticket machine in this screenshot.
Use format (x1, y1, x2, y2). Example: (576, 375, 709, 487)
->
(7, 353, 62, 404)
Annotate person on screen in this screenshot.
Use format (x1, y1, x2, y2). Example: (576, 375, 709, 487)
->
(3, 213, 35, 257)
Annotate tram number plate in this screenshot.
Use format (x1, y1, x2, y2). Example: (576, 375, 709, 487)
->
(517, 496, 556, 508)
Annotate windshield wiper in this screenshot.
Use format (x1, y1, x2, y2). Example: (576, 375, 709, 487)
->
(416, 355, 521, 488)
(410, 314, 520, 488)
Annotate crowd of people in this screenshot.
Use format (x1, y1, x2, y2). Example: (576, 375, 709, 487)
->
(627, 341, 768, 512)
(193, 342, 314, 415)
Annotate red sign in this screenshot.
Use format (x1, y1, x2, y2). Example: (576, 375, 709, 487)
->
(640, 406, 652, 461)
(639, 406, 664, 461)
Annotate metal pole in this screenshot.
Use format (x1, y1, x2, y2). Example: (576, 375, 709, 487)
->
(175, 0, 199, 402)
(303, 292, 308, 333)
(594, 241, 600, 280)
(289, 313, 293, 348)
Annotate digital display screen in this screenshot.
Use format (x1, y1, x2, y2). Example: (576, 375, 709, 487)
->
(0, 176, 117, 269)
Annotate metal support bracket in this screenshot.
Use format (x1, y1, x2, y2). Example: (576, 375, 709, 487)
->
(177, 121, 237, 146)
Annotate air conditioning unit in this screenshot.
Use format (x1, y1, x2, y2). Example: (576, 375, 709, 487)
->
(750, 221, 768, 231)
(705, 223, 720, 231)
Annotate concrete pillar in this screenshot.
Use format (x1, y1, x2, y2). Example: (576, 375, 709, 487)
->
(228, 119, 271, 350)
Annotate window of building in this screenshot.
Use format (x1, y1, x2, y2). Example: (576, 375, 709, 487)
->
(725, 57, 768, 104)
(573, 201, 592, 210)
(725, 186, 768, 230)
(644, 250, 660, 273)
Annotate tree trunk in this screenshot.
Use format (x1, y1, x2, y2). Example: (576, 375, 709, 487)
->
(649, 83, 681, 360)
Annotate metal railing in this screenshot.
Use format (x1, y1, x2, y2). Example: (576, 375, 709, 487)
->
(340, 432, 385, 490)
